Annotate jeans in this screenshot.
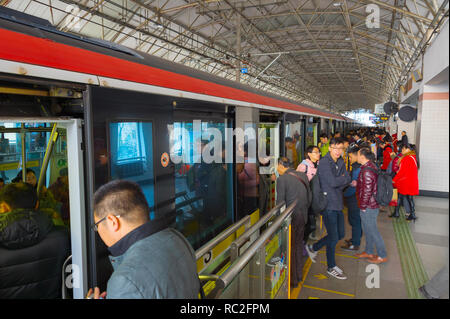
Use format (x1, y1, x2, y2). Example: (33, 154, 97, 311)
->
(313, 210, 345, 269)
(345, 195, 362, 246)
(360, 208, 387, 258)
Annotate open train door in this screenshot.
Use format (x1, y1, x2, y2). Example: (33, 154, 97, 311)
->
(0, 117, 88, 299)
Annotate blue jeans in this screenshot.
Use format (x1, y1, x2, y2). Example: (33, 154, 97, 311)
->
(345, 195, 362, 246)
(360, 208, 387, 258)
(313, 210, 345, 269)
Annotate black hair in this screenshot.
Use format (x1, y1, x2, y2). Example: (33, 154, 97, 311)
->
(329, 137, 344, 146)
(319, 133, 328, 139)
(94, 180, 150, 224)
(0, 182, 37, 210)
(359, 147, 376, 162)
(348, 145, 360, 154)
(285, 137, 293, 143)
(0, 178, 4, 183)
(305, 145, 320, 160)
(278, 157, 291, 168)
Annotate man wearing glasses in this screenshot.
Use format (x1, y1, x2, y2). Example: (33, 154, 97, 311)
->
(306, 137, 351, 280)
(87, 180, 200, 299)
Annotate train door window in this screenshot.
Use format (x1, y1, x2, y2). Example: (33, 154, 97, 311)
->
(285, 121, 303, 167)
(109, 122, 155, 218)
(169, 120, 233, 249)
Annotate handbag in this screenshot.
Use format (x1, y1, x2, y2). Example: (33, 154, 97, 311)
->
(389, 188, 398, 207)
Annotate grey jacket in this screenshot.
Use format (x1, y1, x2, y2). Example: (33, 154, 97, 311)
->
(276, 168, 311, 223)
(317, 153, 351, 211)
(106, 226, 200, 299)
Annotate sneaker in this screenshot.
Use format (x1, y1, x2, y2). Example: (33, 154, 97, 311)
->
(334, 265, 344, 275)
(305, 244, 317, 263)
(341, 243, 359, 251)
(327, 267, 347, 280)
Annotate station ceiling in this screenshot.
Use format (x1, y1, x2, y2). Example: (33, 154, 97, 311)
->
(1, 0, 448, 113)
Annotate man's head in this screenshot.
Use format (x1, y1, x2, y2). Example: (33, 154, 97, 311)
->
(277, 157, 291, 175)
(348, 145, 360, 164)
(342, 138, 349, 150)
(93, 180, 150, 247)
(0, 182, 38, 213)
(353, 132, 360, 141)
(0, 178, 4, 189)
(319, 133, 328, 144)
(329, 137, 345, 161)
(401, 131, 406, 136)
(357, 147, 375, 165)
(334, 132, 341, 138)
(285, 137, 294, 148)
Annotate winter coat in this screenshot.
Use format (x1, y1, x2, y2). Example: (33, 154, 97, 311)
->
(317, 153, 351, 211)
(276, 168, 311, 222)
(393, 152, 419, 195)
(381, 145, 393, 170)
(106, 223, 200, 299)
(357, 161, 379, 210)
(0, 209, 70, 298)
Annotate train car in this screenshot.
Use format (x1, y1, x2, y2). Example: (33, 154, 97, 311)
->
(0, 7, 351, 299)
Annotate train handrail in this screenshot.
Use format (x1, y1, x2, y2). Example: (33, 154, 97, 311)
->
(230, 201, 285, 257)
(195, 214, 251, 261)
(212, 200, 297, 297)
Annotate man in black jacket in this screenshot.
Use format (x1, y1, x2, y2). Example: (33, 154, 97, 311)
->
(276, 157, 311, 288)
(0, 182, 70, 299)
(306, 137, 351, 280)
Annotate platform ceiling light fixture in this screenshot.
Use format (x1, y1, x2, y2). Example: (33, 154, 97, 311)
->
(333, 2, 343, 6)
(345, 37, 351, 41)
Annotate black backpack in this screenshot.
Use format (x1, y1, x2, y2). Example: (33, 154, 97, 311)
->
(365, 167, 393, 206)
(304, 165, 327, 214)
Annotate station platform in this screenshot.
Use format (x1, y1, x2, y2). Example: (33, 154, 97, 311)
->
(290, 196, 449, 299)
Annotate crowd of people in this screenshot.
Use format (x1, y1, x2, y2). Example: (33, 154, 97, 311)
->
(0, 125, 438, 299)
(277, 127, 420, 284)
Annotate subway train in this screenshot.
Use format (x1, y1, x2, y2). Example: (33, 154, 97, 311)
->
(0, 7, 360, 299)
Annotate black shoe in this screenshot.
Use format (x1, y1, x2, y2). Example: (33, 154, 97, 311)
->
(406, 214, 417, 223)
(389, 210, 399, 218)
(341, 243, 359, 251)
(418, 286, 438, 299)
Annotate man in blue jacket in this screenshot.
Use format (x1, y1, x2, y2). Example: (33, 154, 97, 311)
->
(341, 145, 362, 251)
(87, 180, 200, 299)
(306, 137, 351, 280)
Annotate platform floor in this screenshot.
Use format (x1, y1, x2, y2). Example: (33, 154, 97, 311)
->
(290, 196, 449, 299)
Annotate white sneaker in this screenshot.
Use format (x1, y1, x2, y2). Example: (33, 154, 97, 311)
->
(334, 266, 344, 275)
(306, 244, 317, 263)
(327, 267, 347, 280)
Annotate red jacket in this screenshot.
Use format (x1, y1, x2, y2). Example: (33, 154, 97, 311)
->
(357, 161, 379, 210)
(392, 153, 419, 195)
(381, 145, 393, 170)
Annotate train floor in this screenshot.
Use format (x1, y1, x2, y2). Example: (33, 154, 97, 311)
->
(290, 196, 449, 299)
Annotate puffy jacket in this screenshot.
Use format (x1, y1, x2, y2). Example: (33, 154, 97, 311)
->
(393, 152, 419, 195)
(0, 209, 70, 298)
(357, 161, 379, 210)
(317, 153, 351, 211)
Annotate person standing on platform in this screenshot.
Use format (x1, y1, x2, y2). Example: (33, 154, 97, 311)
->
(342, 145, 362, 251)
(297, 145, 321, 241)
(355, 148, 388, 264)
(305, 137, 351, 280)
(276, 157, 311, 288)
(399, 131, 409, 149)
(318, 133, 330, 157)
(391, 143, 419, 221)
(380, 136, 393, 171)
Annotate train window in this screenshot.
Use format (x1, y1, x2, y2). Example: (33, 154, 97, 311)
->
(170, 120, 233, 249)
(284, 121, 303, 168)
(109, 122, 155, 218)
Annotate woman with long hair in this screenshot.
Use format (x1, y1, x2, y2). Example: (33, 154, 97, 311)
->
(391, 143, 419, 221)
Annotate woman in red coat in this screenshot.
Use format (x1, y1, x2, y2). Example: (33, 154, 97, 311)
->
(392, 143, 419, 221)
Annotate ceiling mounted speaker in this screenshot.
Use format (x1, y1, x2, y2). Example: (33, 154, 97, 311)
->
(383, 101, 398, 114)
(398, 105, 417, 122)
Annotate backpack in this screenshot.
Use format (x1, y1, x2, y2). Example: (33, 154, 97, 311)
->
(304, 164, 327, 214)
(365, 167, 393, 206)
